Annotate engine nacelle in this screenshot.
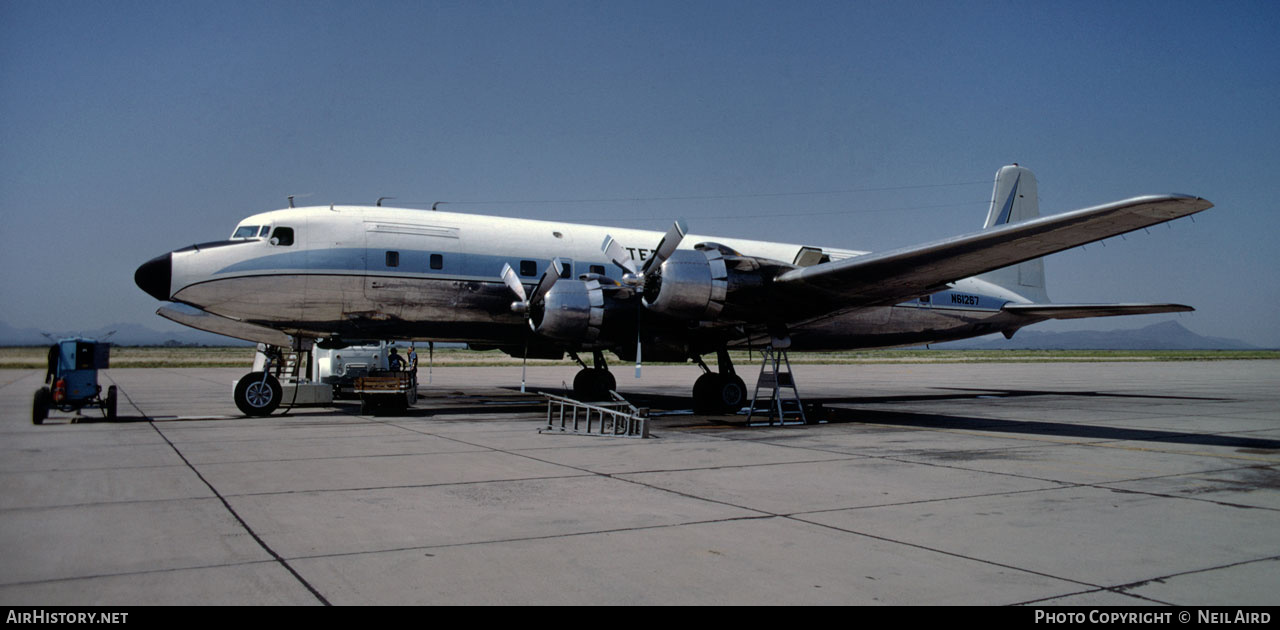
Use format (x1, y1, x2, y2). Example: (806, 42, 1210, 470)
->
(642, 245, 768, 321)
(530, 278, 608, 344)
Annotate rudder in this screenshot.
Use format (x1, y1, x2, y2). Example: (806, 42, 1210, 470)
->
(977, 164, 1048, 302)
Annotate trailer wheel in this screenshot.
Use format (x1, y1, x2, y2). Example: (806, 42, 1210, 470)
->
(235, 372, 282, 416)
(32, 388, 50, 425)
(105, 386, 118, 420)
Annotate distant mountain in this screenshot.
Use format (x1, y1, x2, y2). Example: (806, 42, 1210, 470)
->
(0, 320, 253, 347)
(935, 320, 1259, 350)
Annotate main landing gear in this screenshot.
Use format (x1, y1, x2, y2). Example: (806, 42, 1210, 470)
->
(692, 349, 747, 415)
(570, 350, 616, 401)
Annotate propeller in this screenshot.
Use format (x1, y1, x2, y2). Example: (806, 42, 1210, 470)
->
(600, 220, 688, 377)
(602, 219, 687, 286)
(500, 258, 564, 391)
(501, 257, 564, 324)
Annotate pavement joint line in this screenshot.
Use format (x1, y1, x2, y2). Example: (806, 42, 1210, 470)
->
(1106, 554, 1280, 594)
(1009, 586, 1130, 606)
(215, 472, 597, 498)
(0, 559, 284, 590)
(870, 454, 1279, 507)
(279, 514, 781, 562)
(381, 427, 794, 519)
(1086, 481, 1280, 513)
(785, 514, 1103, 591)
(776, 484, 1076, 518)
(144, 415, 332, 605)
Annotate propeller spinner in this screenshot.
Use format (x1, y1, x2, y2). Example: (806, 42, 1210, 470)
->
(500, 257, 564, 328)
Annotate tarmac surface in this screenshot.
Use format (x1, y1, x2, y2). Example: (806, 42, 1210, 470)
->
(1, 360, 1277, 605)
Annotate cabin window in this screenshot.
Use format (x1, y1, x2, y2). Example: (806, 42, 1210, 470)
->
(519, 260, 537, 277)
(271, 227, 294, 246)
(589, 264, 605, 276)
(920, 295, 931, 304)
(385, 251, 399, 267)
(430, 254, 443, 270)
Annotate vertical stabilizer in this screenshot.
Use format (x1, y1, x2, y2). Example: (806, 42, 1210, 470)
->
(977, 164, 1049, 302)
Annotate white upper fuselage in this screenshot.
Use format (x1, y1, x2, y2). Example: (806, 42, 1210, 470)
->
(147, 204, 1029, 352)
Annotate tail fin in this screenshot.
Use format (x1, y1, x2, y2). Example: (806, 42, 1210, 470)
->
(976, 164, 1048, 302)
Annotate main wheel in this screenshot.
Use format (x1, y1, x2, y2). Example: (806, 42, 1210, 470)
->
(693, 373, 747, 415)
(32, 387, 50, 425)
(235, 372, 282, 416)
(718, 374, 747, 413)
(572, 369, 614, 401)
(105, 386, 118, 420)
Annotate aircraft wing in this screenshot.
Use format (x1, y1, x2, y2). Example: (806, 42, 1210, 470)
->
(773, 194, 1213, 308)
(157, 306, 293, 347)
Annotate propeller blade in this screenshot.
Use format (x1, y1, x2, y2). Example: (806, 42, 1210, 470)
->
(530, 257, 564, 305)
(500, 263, 527, 303)
(641, 219, 688, 274)
(635, 328, 642, 378)
(602, 235, 638, 276)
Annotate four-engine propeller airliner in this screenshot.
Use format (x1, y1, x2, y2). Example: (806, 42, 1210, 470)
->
(134, 165, 1212, 416)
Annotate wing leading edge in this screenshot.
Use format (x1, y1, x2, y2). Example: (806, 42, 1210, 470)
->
(773, 194, 1213, 308)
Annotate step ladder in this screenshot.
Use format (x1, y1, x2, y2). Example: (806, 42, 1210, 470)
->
(746, 346, 807, 426)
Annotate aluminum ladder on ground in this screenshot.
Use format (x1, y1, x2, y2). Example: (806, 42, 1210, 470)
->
(746, 346, 808, 426)
(539, 391, 650, 438)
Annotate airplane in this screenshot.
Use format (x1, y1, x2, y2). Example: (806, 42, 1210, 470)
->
(133, 165, 1212, 416)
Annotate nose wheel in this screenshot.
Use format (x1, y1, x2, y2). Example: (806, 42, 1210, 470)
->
(235, 372, 282, 416)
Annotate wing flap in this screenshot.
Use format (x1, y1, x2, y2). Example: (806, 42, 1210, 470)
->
(774, 194, 1212, 307)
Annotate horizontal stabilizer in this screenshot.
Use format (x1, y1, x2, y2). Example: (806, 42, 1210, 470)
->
(158, 306, 292, 346)
(1002, 303, 1194, 320)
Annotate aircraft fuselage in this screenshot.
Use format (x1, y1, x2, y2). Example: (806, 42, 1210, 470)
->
(135, 205, 1032, 355)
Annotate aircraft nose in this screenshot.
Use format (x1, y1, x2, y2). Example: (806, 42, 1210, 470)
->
(134, 253, 172, 301)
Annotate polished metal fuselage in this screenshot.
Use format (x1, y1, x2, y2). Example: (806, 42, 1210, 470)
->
(160, 205, 1034, 351)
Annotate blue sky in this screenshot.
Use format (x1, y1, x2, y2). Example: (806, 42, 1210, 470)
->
(2, 0, 1277, 346)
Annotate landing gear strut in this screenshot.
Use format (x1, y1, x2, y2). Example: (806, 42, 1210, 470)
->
(692, 349, 747, 415)
(570, 350, 615, 401)
(234, 345, 286, 417)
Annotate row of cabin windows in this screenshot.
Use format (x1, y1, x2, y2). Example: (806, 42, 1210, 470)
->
(379, 254, 608, 277)
(517, 261, 607, 278)
(384, 251, 444, 270)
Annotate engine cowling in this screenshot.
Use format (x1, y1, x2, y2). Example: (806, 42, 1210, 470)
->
(641, 245, 770, 321)
(529, 278, 608, 345)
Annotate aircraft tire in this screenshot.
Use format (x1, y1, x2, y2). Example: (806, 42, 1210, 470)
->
(235, 372, 282, 417)
(719, 374, 747, 414)
(572, 369, 613, 401)
(105, 386, 118, 420)
(32, 387, 49, 425)
(693, 373, 747, 415)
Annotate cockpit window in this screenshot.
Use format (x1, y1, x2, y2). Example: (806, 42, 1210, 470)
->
(258, 226, 271, 237)
(271, 226, 295, 246)
(232, 225, 260, 239)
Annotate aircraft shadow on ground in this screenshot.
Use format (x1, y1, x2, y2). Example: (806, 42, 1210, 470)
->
(583, 386, 1279, 451)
